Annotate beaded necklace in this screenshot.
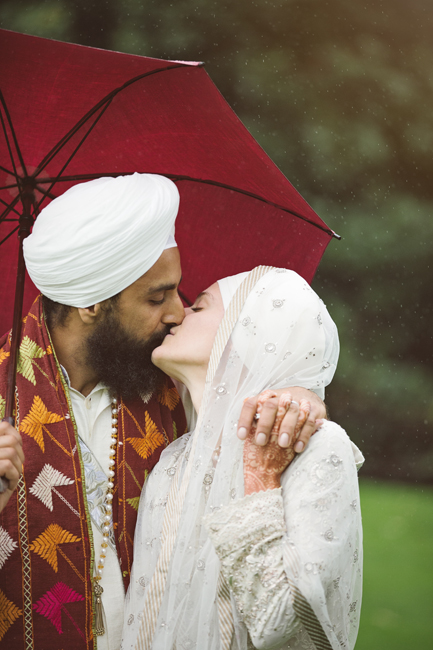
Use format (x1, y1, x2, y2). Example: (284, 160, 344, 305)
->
(93, 396, 119, 636)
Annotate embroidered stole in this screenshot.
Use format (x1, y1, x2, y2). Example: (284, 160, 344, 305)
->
(0, 295, 186, 650)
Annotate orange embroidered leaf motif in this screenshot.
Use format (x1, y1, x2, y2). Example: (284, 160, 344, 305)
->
(30, 524, 80, 572)
(127, 411, 165, 459)
(20, 396, 64, 452)
(158, 383, 180, 411)
(0, 349, 10, 368)
(17, 336, 45, 385)
(0, 589, 22, 641)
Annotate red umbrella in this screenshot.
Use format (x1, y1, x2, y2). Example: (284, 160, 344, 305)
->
(0, 28, 339, 426)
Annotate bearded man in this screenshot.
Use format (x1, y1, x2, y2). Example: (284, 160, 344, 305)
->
(0, 173, 325, 650)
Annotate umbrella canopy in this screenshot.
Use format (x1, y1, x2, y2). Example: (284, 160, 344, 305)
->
(0, 28, 338, 340)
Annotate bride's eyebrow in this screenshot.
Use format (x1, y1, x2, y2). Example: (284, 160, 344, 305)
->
(193, 291, 212, 304)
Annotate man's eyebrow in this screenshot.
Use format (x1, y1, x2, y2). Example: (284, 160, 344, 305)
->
(148, 276, 183, 294)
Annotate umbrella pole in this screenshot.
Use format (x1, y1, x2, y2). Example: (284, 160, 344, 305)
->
(0, 186, 34, 493)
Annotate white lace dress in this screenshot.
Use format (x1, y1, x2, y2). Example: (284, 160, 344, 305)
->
(122, 420, 363, 650)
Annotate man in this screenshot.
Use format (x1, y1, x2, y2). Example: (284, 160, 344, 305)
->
(0, 173, 325, 650)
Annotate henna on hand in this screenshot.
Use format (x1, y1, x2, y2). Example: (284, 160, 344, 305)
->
(243, 391, 309, 495)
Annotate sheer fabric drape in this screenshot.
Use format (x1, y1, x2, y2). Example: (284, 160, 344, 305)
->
(121, 268, 362, 650)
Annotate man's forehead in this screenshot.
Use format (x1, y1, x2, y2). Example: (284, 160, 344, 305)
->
(132, 248, 182, 293)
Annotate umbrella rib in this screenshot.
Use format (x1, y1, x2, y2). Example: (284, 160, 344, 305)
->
(36, 101, 113, 188)
(0, 197, 20, 219)
(0, 90, 28, 177)
(26, 172, 340, 239)
(35, 183, 57, 201)
(0, 93, 37, 226)
(0, 194, 21, 223)
(34, 64, 190, 178)
(0, 105, 20, 181)
(168, 175, 341, 239)
(0, 224, 19, 247)
(0, 183, 19, 191)
(26, 174, 116, 184)
(0, 163, 15, 177)
(38, 102, 114, 206)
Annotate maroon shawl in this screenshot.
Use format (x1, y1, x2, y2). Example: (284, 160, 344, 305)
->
(0, 296, 186, 649)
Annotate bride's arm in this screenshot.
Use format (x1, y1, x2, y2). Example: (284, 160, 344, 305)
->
(205, 488, 301, 649)
(205, 420, 363, 650)
(204, 393, 303, 648)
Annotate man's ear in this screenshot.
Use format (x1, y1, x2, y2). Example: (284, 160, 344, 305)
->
(77, 303, 102, 325)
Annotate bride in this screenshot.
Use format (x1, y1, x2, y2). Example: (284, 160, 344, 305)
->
(121, 266, 363, 650)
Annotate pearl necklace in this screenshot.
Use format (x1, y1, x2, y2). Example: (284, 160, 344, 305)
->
(93, 396, 119, 637)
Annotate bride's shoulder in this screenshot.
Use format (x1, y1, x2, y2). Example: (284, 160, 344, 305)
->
(314, 420, 364, 469)
(285, 420, 364, 478)
(312, 420, 348, 447)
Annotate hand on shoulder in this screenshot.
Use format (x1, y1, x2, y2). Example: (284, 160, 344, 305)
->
(242, 391, 311, 495)
(237, 386, 326, 453)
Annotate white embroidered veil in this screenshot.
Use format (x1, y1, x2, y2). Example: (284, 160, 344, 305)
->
(122, 267, 361, 650)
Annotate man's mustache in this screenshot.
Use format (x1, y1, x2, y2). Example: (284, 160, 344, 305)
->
(147, 325, 172, 349)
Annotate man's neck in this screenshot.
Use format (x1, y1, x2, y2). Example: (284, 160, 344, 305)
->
(49, 321, 99, 397)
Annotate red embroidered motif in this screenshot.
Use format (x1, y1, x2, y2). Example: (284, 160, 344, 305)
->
(32, 582, 85, 638)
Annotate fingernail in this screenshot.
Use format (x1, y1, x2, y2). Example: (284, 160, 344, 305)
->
(279, 433, 289, 447)
(237, 427, 248, 440)
(294, 441, 304, 453)
(256, 433, 266, 446)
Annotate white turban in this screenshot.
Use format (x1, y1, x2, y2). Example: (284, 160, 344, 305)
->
(23, 173, 179, 307)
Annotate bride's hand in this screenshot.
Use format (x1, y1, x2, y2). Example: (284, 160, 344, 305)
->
(237, 386, 325, 452)
(243, 391, 310, 495)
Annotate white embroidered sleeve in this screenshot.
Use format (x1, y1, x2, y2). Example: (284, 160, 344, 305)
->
(205, 423, 363, 650)
(204, 488, 301, 649)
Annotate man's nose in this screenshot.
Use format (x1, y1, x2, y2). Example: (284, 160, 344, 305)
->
(162, 293, 185, 325)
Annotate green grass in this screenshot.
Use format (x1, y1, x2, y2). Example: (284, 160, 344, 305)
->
(356, 479, 433, 649)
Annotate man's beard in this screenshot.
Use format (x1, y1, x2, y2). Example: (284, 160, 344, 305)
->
(84, 306, 169, 401)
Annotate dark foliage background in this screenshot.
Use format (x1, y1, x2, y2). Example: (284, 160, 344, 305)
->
(1, 0, 432, 483)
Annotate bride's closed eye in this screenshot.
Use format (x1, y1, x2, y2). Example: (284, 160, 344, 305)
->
(191, 307, 203, 312)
